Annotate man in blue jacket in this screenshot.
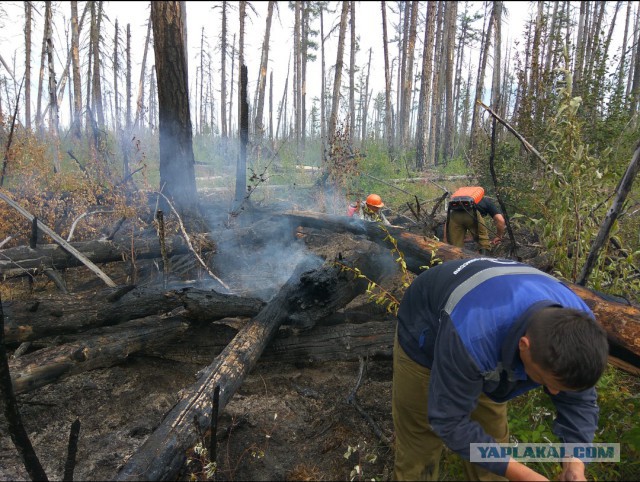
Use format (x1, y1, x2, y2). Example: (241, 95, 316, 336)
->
(392, 258, 609, 481)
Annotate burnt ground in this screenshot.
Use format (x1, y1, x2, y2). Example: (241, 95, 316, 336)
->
(0, 196, 544, 482)
(0, 206, 411, 482)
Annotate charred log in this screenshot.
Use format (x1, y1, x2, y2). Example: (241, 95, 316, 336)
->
(0, 233, 216, 279)
(116, 243, 387, 481)
(284, 211, 640, 360)
(8, 314, 189, 395)
(2, 286, 264, 345)
(143, 318, 396, 365)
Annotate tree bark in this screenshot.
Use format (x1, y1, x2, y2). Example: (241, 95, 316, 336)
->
(381, 1, 394, 162)
(0, 232, 215, 279)
(416, 1, 436, 169)
(254, 1, 274, 138)
(151, 1, 199, 215)
(2, 285, 264, 345)
(349, 0, 356, 145)
(116, 247, 386, 481)
(9, 314, 189, 395)
(328, 1, 349, 153)
(134, 16, 153, 129)
(282, 210, 640, 359)
(24, 1, 32, 131)
(70, 1, 83, 137)
(220, 1, 228, 138)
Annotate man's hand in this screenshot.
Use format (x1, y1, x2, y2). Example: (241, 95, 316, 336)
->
(491, 236, 502, 246)
(559, 457, 586, 481)
(505, 458, 549, 481)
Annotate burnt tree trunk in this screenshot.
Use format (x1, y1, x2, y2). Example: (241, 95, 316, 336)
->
(116, 243, 386, 481)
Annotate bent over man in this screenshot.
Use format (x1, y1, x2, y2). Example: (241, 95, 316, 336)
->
(392, 258, 609, 481)
(444, 188, 506, 252)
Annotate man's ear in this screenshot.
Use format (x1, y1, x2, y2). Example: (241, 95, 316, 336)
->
(518, 336, 530, 351)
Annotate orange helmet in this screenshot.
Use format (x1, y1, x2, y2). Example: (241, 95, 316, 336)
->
(365, 194, 384, 208)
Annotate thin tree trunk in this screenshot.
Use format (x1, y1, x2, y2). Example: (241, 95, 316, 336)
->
(221, 1, 228, 138)
(349, 0, 356, 145)
(400, 1, 418, 149)
(113, 20, 120, 133)
(254, 1, 274, 139)
(85, 1, 94, 133)
(301, 2, 309, 158)
(134, 16, 152, 129)
(275, 55, 290, 142)
(442, 1, 458, 162)
(92, 1, 105, 128)
(361, 47, 372, 146)
(618, 1, 632, 101)
(469, 1, 493, 153)
(199, 27, 205, 136)
(269, 70, 273, 141)
(381, 1, 394, 162)
(428, 1, 444, 165)
(70, 1, 83, 137)
(293, 1, 301, 156)
(626, 3, 639, 101)
(491, 1, 502, 113)
(320, 6, 326, 162)
(416, 0, 436, 169)
(328, 1, 349, 154)
(228, 35, 235, 136)
(45, 0, 60, 176)
(573, 1, 588, 94)
(24, 1, 32, 131)
(35, 0, 49, 136)
(397, 2, 409, 147)
(126, 24, 132, 132)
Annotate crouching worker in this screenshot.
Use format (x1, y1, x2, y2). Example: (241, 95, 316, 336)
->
(347, 193, 392, 226)
(392, 258, 609, 481)
(444, 186, 505, 253)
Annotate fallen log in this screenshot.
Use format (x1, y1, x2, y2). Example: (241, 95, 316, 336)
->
(0, 232, 216, 279)
(9, 314, 189, 395)
(116, 243, 387, 481)
(284, 211, 640, 363)
(143, 316, 397, 365)
(2, 286, 264, 345)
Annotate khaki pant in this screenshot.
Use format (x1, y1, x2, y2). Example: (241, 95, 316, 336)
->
(447, 209, 491, 251)
(392, 336, 509, 481)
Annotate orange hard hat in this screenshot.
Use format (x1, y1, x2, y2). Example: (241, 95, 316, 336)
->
(365, 194, 384, 208)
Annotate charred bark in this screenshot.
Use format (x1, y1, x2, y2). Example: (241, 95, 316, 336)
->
(283, 211, 640, 360)
(8, 314, 189, 395)
(2, 286, 264, 345)
(116, 243, 386, 481)
(0, 233, 216, 279)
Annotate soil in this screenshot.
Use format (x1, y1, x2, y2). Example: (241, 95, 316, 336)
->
(1, 350, 396, 482)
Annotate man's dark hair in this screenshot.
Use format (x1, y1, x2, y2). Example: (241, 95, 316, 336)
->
(527, 307, 609, 390)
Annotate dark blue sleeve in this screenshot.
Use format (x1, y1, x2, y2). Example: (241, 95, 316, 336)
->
(428, 317, 510, 476)
(548, 387, 599, 457)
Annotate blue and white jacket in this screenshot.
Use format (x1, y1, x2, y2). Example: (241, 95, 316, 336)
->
(397, 258, 599, 476)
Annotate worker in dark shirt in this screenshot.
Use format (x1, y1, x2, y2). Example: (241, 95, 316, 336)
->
(392, 258, 609, 481)
(444, 188, 506, 252)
